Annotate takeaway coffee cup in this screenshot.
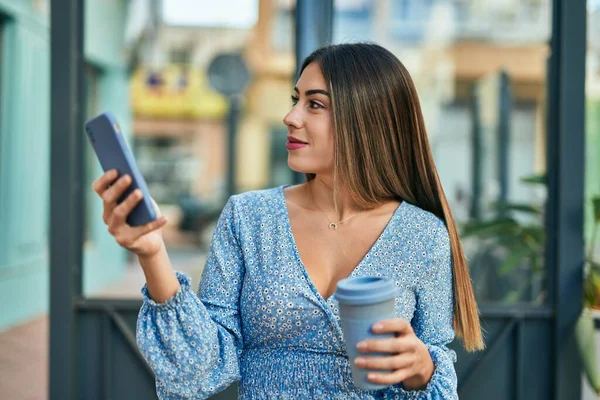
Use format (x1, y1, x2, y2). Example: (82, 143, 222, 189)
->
(334, 276, 398, 390)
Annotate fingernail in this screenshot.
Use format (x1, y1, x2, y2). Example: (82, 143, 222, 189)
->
(373, 323, 383, 331)
(354, 358, 365, 367)
(357, 342, 367, 350)
(368, 373, 378, 380)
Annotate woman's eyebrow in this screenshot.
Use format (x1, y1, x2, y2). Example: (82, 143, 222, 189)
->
(294, 86, 330, 97)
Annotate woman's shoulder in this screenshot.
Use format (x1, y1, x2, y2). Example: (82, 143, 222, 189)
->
(228, 185, 286, 214)
(397, 201, 449, 243)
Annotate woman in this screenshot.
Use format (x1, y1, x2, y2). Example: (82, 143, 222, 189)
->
(93, 43, 484, 399)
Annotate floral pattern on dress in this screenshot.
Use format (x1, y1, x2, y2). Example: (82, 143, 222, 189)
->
(137, 185, 458, 399)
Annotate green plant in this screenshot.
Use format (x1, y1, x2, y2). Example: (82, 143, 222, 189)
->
(579, 195, 600, 396)
(460, 174, 600, 395)
(584, 196, 600, 310)
(576, 310, 600, 396)
(461, 175, 546, 304)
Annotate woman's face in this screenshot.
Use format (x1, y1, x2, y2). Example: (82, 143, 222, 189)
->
(283, 62, 334, 176)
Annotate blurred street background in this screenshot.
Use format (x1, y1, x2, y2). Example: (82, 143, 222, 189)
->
(0, 0, 599, 399)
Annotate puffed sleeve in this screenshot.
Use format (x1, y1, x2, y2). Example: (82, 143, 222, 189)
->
(136, 197, 245, 399)
(397, 219, 458, 399)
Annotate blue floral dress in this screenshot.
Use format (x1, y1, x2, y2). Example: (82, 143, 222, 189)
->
(136, 185, 458, 399)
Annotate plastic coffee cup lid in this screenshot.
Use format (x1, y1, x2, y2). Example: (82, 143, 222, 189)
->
(334, 276, 397, 305)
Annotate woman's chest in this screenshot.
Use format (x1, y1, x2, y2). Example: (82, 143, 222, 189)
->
(288, 205, 400, 301)
(238, 239, 418, 350)
(292, 224, 386, 301)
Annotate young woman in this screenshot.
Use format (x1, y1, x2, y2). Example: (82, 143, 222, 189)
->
(93, 43, 484, 399)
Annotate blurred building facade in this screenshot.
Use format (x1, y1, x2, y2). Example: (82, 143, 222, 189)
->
(126, 0, 600, 308)
(3, 0, 595, 332)
(129, 0, 295, 197)
(0, 0, 297, 333)
(0, 0, 133, 331)
(128, 0, 296, 244)
(127, 0, 554, 303)
(128, 0, 551, 221)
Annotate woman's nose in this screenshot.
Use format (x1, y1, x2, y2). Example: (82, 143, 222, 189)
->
(283, 108, 301, 129)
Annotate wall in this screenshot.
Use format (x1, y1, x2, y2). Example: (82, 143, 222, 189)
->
(0, 0, 131, 331)
(0, 0, 50, 331)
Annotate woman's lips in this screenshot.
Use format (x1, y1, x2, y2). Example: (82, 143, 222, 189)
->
(286, 136, 308, 150)
(286, 142, 307, 150)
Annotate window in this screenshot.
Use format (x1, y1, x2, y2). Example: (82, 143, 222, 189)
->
(83, 64, 101, 245)
(170, 48, 191, 64)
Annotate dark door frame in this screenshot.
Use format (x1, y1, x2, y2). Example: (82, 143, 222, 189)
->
(546, 0, 586, 397)
(50, 0, 85, 398)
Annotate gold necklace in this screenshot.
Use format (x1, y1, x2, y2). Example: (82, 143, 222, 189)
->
(310, 186, 364, 230)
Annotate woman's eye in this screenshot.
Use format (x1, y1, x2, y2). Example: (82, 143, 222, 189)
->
(290, 96, 324, 110)
(309, 101, 324, 110)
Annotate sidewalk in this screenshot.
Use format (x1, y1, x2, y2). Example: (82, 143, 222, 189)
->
(0, 247, 207, 400)
(0, 315, 48, 400)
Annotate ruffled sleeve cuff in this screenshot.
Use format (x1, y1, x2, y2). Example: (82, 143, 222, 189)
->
(395, 344, 458, 399)
(140, 271, 194, 310)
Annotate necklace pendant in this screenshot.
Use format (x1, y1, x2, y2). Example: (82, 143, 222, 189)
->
(328, 222, 337, 230)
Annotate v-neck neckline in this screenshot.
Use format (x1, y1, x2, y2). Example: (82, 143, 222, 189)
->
(278, 184, 404, 304)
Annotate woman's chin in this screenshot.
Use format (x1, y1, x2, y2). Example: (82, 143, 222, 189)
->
(286, 160, 312, 175)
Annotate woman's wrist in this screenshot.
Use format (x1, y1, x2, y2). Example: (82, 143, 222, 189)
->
(402, 343, 435, 390)
(137, 241, 167, 266)
(138, 243, 180, 303)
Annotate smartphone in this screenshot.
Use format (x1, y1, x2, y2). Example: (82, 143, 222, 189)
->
(84, 112, 157, 227)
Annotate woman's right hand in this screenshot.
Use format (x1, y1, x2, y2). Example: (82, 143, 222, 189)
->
(92, 169, 168, 258)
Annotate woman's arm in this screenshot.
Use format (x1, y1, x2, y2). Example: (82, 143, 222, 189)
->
(136, 198, 245, 399)
(399, 218, 458, 398)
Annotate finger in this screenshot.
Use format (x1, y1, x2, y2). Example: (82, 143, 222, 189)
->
(371, 318, 413, 336)
(112, 188, 144, 225)
(357, 336, 414, 355)
(355, 352, 413, 371)
(102, 174, 132, 206)
(131, 214, 168, 239)
(92, 169, 119, 195)
(367, 369, 412, 385)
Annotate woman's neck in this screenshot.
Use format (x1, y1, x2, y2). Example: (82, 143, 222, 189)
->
(307, 176, 364, 221)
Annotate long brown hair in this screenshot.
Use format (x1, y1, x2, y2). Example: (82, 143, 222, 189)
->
(300, 43, 484, 352)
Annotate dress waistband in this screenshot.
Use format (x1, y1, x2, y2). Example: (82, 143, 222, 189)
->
(238, 347, 378, 399)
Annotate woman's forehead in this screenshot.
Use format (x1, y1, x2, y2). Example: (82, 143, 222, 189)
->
(296, 63, 327, 90)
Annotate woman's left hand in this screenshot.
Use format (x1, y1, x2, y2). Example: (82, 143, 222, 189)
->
(354, 318, 435, 390)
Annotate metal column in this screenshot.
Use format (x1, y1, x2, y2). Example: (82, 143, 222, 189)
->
(497, 71, 511, 212)
(470, 88, 482, 220)
(547, 0, 586, 399)
(50, 0, 85, 398)
(293, 0, 333, 184)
